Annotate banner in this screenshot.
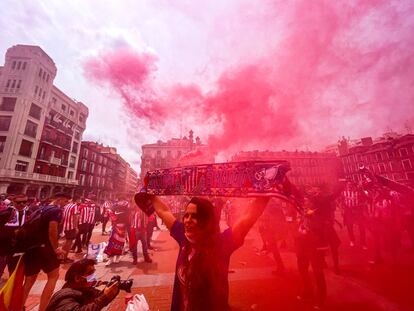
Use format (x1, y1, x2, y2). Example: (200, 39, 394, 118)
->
(142, 160, 291, 197)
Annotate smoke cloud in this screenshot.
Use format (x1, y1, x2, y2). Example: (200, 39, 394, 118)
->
(83, 0, 414, 158)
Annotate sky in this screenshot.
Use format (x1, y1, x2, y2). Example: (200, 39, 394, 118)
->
(1, 0, 414, 173)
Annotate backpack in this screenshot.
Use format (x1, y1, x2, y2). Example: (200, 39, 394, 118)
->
(0, 205, 62, 256)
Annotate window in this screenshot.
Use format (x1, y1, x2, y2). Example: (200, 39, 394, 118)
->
(75, 131, 80, 140)
(16, 80, 21, 89)
(46, 74, 49, 82)
(72, 141, 78, 153)
(70, 110, 74, 116)
(19, 139, 33, 157)
(67, 171, 74, 179)
(0, 116, 12, 131)
(79, 114, 84, 123)
(0, 97, 17, 111)
(12, 61, 16, 69)
(61, 104, 66, 111)
(81, 159, 87, 171)
(89, 162, 95, 173)
(15, 160, 28, 172)
(34, 86, 38, 95)
(402, 159, 412, 170)
(42, 91, 45, 99)
(84, 148, 88, 157)
(11, 80, 16, 88)
(22, 62, 27, 70)
(70, 156, 76, 168)
(43, 71, 46, 80)
(24, 120, 38, 138)
(80, 174, 85, 186)
(29, 103, 42, 119)
(17, 61, 21, 70)
(39, 68, 42, 77)
(0, 136, 6, 152)
(6, 80, 11, 88)
(88, 176, 93, 187)
(92, 153, 96, 161)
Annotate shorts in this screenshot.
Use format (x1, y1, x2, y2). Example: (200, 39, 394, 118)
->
(23, 245, 60, 276)
(65, 229, 77, 240)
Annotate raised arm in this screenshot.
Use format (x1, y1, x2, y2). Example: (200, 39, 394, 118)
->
(151, 196, 176, 231)
(231, 197, 270, 244)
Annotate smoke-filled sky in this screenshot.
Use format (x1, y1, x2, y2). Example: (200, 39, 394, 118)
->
(1, 0, 414, 172)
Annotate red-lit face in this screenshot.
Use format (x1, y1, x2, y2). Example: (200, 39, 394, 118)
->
(183, 203, 201, 241)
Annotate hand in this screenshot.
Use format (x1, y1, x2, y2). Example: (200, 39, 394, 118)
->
(103, 281, 120, 301)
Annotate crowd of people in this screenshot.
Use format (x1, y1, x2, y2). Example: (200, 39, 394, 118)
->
(0, 193, 162, 310)
(0, 178, 413, 310)
(256, 181, 414, 309)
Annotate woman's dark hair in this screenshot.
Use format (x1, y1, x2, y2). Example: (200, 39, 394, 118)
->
(65, 259, 96, 283)
(183, 197, 224, 310)
(186, 197, 219, 238)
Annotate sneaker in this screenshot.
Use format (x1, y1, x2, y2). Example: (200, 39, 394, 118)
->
(105, 258, 113, 266)
(144, 256, 153, 263)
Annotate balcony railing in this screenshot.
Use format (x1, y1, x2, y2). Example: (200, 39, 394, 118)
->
(50, 156, 61, 166)
(0, 169, 78, 185)
(45, 117, 74, 135)
(38, 154, 51, 162)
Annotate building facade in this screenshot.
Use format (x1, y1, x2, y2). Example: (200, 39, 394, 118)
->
(232, 150, 340, 188)
(140, 130, 213, 179)
(338, 133, 414, 187)
(75, 142, 138, 201)
(0, 45, 88, 198)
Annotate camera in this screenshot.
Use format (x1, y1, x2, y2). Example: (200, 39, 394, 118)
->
(107, 275, 133, 293)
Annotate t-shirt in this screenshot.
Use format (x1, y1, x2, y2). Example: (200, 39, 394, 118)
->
(170, 220, 243, 311)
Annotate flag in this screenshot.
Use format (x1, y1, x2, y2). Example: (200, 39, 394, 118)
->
(0, 256, 25, 311)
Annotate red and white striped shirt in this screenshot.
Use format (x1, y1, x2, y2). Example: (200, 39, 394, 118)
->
(62, 203, 79, 231)
(130, 210, 148, 230)
(80, 203, 96, 224)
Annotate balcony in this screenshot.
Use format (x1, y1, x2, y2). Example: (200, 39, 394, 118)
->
(0, 169, 78, 185)
(38, 154, 51, 162)
(44, 117, 74, 136)
(50, 156, 62, 166)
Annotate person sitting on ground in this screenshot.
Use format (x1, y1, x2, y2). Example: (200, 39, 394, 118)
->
(136, 194, 270, 311)
(46, 258, 120, 311)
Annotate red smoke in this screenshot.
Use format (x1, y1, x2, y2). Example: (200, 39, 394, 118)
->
(83, 48, 165, 124)
(83, 0, 414, 157)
